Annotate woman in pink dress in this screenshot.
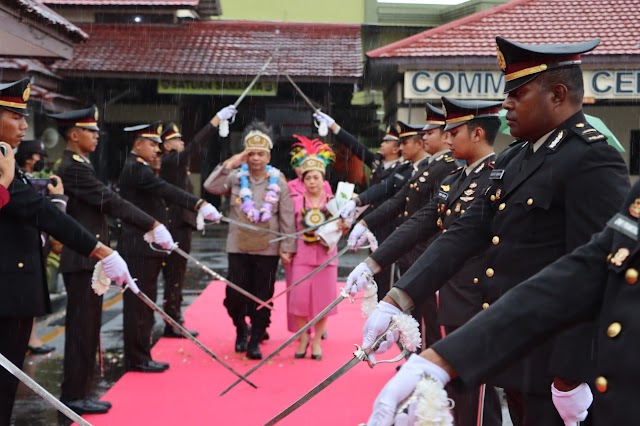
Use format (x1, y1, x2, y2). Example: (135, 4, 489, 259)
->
(286, 136, 338, 361)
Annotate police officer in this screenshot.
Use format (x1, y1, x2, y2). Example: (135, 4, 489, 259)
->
(351, 116, 459, 348)
(348, 97, 503, 426)
(159, 105, 236, 337)
(118, 122, 222, 372)
(0, 78, 136, 425)
(363, 37, 630, 426)
(50, 106, 176, 414)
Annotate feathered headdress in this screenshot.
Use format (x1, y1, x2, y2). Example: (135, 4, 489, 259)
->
(290, 134, 335, 175)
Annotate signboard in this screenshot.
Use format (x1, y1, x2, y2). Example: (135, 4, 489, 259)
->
(405, 70, 640, 100)
(157, 80, 277, 96)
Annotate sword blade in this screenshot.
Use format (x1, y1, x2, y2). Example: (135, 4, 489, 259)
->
(285, 74, 321, 112)
(256, 245, 349, 310)
(233, 56, 274, 108)
(173, 247, 273, 311)
(0, 353, 93, 426)
(133, 291, 257, 389)
(220, 217, 299, 239)
(269, 216, 341, 243)
(264, 355, 362, 425)
(220, 293, 347, 396)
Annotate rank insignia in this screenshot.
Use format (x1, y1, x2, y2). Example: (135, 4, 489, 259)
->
(72, 154, 84, 163)
(436, 217, 443, 229)
(423, 171, 429, 177)
(610, 247, 630, 266)
(464, 189, 475, 196)
(419, 177, 426, 182)
(469, 182, 478, 189)
(441, 184, 450, 192)
(495, 188, 502, 200)
(474, 163, 485, 173)
(629, 199, 640, 218)
(455, 203, 461, 213)
(460, 196, 474, 202)
(548, 130, 565, 150)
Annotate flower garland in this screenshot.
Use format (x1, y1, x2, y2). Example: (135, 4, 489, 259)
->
(239, 163, 281, 223)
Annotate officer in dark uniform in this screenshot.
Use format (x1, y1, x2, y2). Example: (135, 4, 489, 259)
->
(399, 178, 640, 426)
(365, 37, 630, 426)
(159, 107, 233, 337)
(348, 97, 503, 426)
(351, 116, 459, 348)
(118, 122, 222, 373)
(0, 78, 136, 424)
(50, 106, 175, 414)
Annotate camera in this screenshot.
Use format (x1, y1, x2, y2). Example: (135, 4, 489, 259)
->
(30, 178, 56, 196)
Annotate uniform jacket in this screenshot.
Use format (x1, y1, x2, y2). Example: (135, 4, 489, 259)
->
(203, 165, 296, 256)
(117, 153, 199, 258)
(396, 111, 629, 391)
(57, 150, 156, 273)
(433, 180, 640, 425)
(160, 122, 216, 231)
(0, 167, 97, 316)
(365, 151, 458, 268)
(371, 154, 496, 326)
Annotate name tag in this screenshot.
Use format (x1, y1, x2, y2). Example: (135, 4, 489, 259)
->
(437, 190, 448, 200)
(490, 169, 505, 180)
(607, 213, 638, 240)
(394, 173, 405, 181)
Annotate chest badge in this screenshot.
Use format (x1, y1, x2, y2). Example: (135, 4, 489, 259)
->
(548, 130, 565, 150)
(469, 182, 478, 189)
(72, 154, 85, 163)
(629, 199, 640, 218)
(610, 248, 630, 266)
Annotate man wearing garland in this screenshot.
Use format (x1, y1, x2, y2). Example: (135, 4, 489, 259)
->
(204, 122, 296, 359)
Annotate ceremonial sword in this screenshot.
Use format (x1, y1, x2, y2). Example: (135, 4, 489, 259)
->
(0, 353, 93, 426)
(121, 276, 258, 389)
(284, 74, 328, 135)
(264, 323, 411, 425)
(220, 287, 353, 396)
(209, 217, 302, 241)
(268, 216, 342, 243)
(256, 245, 350, 310)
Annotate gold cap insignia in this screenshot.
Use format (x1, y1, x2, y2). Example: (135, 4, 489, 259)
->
(610, 247, 630, 267)
(22, 84, 31, 102)
(94, 109, 99, 121)
(172, 124, 179, 133)
(157, 123, 163, 135)
(629, 199, 640, 218)
(496, 47, 506, 71)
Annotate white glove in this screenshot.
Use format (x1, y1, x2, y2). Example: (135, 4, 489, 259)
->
(199, 203, 222, 223)
(101, 251, 133, 287)
(339, 199, 357, 219)
(348, 223, 368, 250)
(362, 301, 401, 364)
(152, 224, 175, 250)
(216, 105, 237, 121)
(551, 383, 593, 426)
(313, 111, 335, 128)
(367, 354, 451, 426)
(346, 262, 373, 296)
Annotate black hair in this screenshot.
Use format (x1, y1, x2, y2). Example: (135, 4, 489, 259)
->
(467, 117, 501, 145)
(537, 66, 584, 104)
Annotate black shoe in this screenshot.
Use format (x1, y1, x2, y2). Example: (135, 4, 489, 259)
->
(63, 398, 109, 415)
(163, 327, 199, 338)
(235, 324, 249, 353)
(127, 360, 170, 373)
(260, 331, 270, 342)
(27, 344, 55, 355)
(246, 332, 262, 360)
(91, 399, 112, 409)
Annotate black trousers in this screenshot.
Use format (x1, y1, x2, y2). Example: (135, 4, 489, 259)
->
(61, 271, 103, 401)
(504, 388, 564, 426)
(443, 326, 502, 426)
(161, 226, 192, 323)
(225, 253, 279, 332)
(0, 317, 32, 426)
(399, 264, 440, 349)
(123, 256, 164, 367)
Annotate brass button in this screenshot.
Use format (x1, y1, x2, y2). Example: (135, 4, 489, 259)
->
(446, 209, 451, 216)
(595, 376, 608, 393)
(162, 262, 167, 267)
(498, 203, 506, 211)
(482, 302, 490, 310)
(405, 197, 410, 203)
(527, 198, 534, 206)
(95, 234, 100, 239)
(607, 322, 621, 338)
(485, 268, 494, 278)
(625, 268, 638, 285)
(473, 277, 479, 284)
(18, 262, 24, 269)
(404, 211, 409, 217)
(490, 195, 496, 201)
(492, 236, 500, 245)
(166, 207, 169, 211)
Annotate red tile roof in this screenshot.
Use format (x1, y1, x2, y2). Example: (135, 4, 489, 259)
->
(0, 58, 61, 78)
(43, 0, 198, 5)
(52, 21, 363, 81)
(367, 0, 640, 59)
(7, 0, 88, 41)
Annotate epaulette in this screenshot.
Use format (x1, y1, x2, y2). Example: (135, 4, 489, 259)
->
(444, 152, 456, 163)
(573, 122, 608, 144)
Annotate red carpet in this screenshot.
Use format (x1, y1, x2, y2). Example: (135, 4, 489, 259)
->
(82, 281, 403, 425)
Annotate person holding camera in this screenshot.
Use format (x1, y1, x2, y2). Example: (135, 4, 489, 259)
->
(0, 141, 15, 209)
(0, 77, 138, 425)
